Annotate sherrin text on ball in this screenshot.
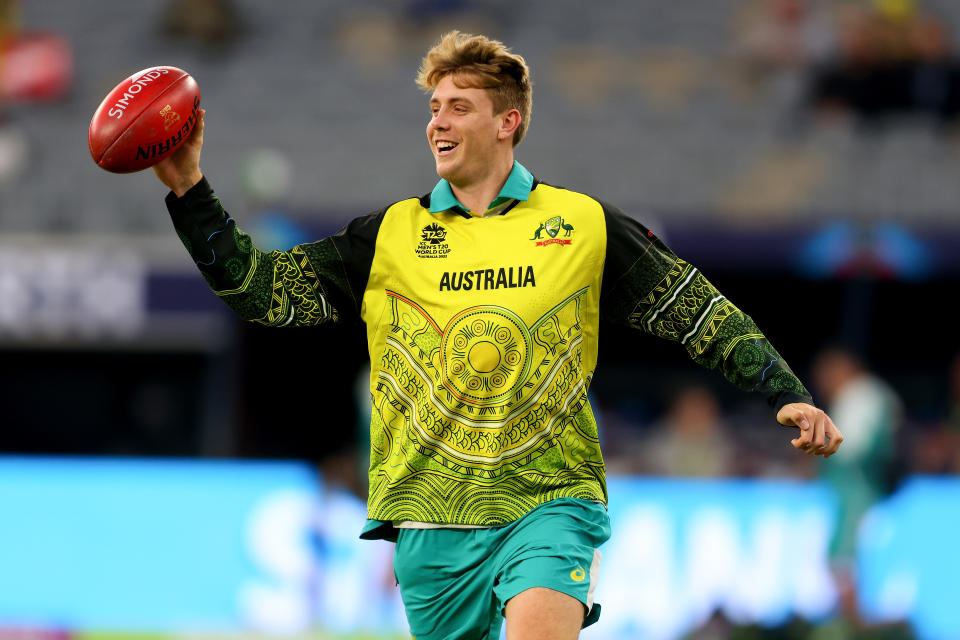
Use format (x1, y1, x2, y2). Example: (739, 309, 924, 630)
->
(88, 65, 201, 173)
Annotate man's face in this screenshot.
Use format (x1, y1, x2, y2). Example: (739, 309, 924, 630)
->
(427, 74, 504, 187)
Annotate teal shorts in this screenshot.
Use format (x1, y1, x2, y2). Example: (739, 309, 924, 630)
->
(392, 498, 611, 640)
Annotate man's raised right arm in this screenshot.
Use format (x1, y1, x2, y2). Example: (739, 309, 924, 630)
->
(154, 110, 380, 327)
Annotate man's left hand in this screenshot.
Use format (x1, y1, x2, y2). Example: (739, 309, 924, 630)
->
(776, 403, 844, 458)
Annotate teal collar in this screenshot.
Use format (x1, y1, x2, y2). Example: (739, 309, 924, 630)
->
(429, 161, 534, 214)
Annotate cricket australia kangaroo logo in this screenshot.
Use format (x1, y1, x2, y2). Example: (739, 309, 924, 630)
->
(530, 216, 573, 246)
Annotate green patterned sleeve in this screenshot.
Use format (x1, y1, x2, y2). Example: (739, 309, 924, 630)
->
(599, 200, 813, 412)
(165, 177, 384, 327)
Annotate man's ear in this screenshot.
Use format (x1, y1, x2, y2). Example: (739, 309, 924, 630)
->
(498, 109, 521, 141)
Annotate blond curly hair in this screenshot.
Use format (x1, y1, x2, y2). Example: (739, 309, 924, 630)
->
(417, 30, 532, 146)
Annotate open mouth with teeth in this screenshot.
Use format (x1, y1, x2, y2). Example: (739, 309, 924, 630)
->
(436, 140, 459, 156)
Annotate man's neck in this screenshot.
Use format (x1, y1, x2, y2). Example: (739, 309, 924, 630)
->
(449, 155, 514, 216)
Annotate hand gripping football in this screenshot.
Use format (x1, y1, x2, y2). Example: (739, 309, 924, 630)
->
(88, 66, 201, 173)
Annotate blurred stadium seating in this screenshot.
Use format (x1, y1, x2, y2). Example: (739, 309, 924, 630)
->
(4, 0, 960, 236)
(2, 1, 960, 638)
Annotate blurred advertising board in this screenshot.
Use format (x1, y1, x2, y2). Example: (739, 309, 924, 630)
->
(0, 458, 958, 639)
(856, 477, 960, 640)
(586, 478, 837, 639)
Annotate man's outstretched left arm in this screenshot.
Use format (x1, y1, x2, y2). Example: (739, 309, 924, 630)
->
(599, 201, 843, 457)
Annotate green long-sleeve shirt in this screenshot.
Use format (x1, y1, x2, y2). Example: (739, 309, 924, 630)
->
(166, 163, 812, 539)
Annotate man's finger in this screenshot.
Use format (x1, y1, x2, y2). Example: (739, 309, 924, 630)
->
(794, 411, 814, 449)
(808, 413, 826, 454)
(777, 404, 810, 429)
(821, 419, 844, 457)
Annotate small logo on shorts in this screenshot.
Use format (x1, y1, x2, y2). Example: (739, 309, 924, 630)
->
(570, 565, 586, 582)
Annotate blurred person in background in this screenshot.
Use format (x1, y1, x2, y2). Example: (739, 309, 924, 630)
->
(731, 0, 838, 132)
(733, 0, 837, 103)
(811, 345, 902, 625)
(150, 30, 843, 640)
(642, 384, 734, 478)
(809, 0, 960, 127)
(905, 14, 960, 125)
(158, 0, 243, 51)
(809, 2, 911, 125)
(811, 347, 902, 550)
(734, 0, 836, 73)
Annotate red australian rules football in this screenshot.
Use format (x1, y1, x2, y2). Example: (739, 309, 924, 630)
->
(88, 65, 201, 173)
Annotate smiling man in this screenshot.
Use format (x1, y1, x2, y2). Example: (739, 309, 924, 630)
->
(153, 31, 842, 640)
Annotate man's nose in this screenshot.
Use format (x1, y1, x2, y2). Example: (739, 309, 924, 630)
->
(430, 109, 450, 130)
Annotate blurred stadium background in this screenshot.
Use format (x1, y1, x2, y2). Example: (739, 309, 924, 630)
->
(2, 0, 960, 638)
